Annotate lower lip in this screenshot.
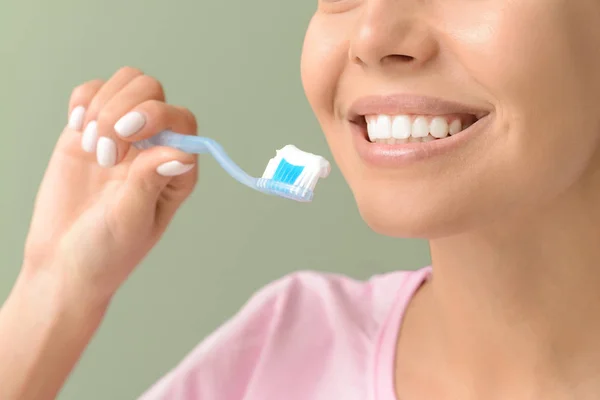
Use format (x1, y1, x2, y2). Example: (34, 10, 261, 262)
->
(351, 114, 493, 168)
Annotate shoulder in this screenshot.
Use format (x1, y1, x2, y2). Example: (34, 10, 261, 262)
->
(139, 267, 431, 399)
(251, 266, 431, 332)
(269, 267, 431, 306)
(264, 266, 429, 299)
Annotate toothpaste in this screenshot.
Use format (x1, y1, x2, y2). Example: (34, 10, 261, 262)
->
(262, 145, 331, 191)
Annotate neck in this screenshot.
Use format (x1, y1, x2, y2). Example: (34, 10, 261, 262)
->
(426, 175, 600, 394)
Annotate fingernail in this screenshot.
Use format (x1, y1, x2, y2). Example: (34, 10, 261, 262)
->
(114, 111, 146, 137)
(96, 137, 117, 167)
(68, 106, 86, 131)
(81, 121, 98, 153)
(156, 161, 195, 176)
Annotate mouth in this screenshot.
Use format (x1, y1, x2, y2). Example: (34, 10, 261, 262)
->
(347, 94, 493, 166)
(348, 94, 490, 144)
(353, 113, 481, 144)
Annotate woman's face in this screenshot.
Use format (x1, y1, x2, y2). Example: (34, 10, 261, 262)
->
(301, 0, 600, 238)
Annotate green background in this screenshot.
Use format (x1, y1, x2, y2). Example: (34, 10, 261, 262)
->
(0, 1, 429, 398)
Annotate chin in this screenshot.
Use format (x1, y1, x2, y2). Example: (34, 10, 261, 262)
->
(351, 183, 480, 239)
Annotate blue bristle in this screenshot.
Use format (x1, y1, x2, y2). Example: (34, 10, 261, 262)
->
(272, 158, 304, 185)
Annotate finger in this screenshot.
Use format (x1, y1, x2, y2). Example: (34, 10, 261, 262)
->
(151, 106, 199, 225)
(114, 101, 198, 142)
(95, 75, 168, 167)
(67, 79, 104, 131)
(155, 153, 199, 230)
(79, 67, 145, 155)
(106, 146, 198, 241)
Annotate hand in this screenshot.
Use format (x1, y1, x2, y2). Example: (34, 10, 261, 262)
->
(22, 66, 199, 304)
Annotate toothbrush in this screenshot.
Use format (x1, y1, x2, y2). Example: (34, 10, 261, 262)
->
(133, 130, 331, 202)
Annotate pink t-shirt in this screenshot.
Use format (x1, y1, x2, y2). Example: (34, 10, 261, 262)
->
(139, 266, 432, 400)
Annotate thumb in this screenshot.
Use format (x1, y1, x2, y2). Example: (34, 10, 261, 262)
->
(108, 146, 198, 241)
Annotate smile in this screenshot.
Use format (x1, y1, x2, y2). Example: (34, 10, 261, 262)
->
(347, 95, 492, 167)
(364, 113, 478, 143)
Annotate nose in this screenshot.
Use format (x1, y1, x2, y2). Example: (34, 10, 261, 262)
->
(348, 0, 438, 70)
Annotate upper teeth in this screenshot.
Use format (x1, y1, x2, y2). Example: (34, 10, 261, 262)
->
(365, 115, 466, 142)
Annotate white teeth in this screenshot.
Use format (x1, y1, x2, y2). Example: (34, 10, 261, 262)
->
(430, 117, 449, 139)
(391, 115, 411, 139)
(376, 115, 392, 139)
(449, 119, 462, 135)
(412, 117, 429, 138)
(365, 115, 392, 140)
(366, 114, 471, 142)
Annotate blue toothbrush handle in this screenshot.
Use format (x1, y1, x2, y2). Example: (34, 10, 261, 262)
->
(133, 131, 259, 189)
(133, 130, 315, 202)
(133, 130, 211, 153)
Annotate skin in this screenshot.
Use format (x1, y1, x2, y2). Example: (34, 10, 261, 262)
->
(301, 0, 600, 398)
(2, 0, 600, 399)
(0, 67, 199, 399)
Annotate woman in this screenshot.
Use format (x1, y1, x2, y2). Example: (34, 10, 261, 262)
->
(2, 0, 600, 399)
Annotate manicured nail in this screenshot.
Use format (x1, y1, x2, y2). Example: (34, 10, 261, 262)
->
(81, 121, 98, 153)
(156, 161, 195, 176)
(114, 111, 146, 137)
(96, 137, 117, 167)
(68, 106, 86, 131)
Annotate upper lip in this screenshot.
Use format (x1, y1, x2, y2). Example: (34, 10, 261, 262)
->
(347, 94, 491, 123)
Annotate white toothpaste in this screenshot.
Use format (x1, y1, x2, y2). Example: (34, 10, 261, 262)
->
(262, 145, 331, 191)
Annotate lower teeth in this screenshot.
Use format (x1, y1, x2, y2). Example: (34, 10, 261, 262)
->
(372, 135, 437, 144)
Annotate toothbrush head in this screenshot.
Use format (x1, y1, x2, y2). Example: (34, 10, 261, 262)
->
(258, 145, 331, 202)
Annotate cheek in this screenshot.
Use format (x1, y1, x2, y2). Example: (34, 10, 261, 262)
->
(300, 18, 341, 121)
(442, 2, 600, 203)
(301, 16, 358, 177)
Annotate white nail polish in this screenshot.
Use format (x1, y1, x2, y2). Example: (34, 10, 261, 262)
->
(96, 137, 117, 167)
(68, 106, 86, 131)
(81, 121, 98, 153)
(156, 161, 195, 176)
(114, 111, 146, 137)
